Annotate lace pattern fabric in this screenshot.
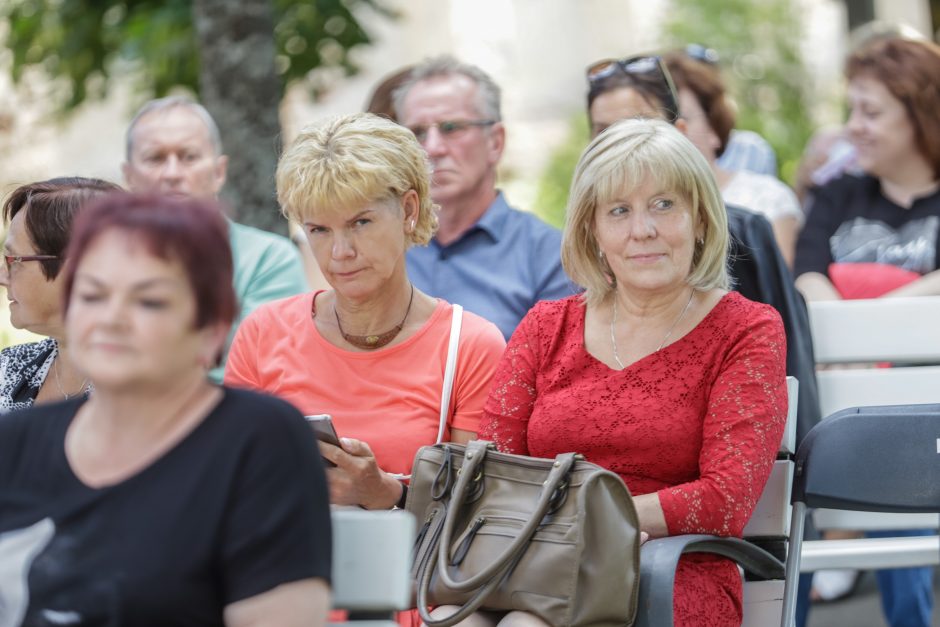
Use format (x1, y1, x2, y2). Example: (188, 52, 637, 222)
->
(480, 291, 788, 626)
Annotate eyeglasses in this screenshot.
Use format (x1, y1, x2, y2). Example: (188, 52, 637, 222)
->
(406, 119, 496, 143)
(3, 254, 58, 271)
(685, 44, 720, 65)
(585, 55, 680, 123)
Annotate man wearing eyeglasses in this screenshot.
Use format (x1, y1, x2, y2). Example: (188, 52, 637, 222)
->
(122, 96, 308, 382)
(395, 56, 573, 340)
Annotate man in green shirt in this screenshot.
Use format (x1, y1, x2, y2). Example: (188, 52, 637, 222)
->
(123, 96, 308, 382)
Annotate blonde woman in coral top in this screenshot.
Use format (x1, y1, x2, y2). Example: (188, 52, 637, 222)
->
(225, 113, 505, 511)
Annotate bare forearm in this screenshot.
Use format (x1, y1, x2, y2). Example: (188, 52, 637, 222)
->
(225, 579, 330, 627)
(795, 272, 842, 302)
(882, 269, 940, 297)
(634, 492, 669, 538)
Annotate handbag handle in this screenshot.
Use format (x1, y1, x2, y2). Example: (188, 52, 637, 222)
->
(414, 442, 577, 626)
(416, 536, 520, 627)
(437, 440, 577, 591)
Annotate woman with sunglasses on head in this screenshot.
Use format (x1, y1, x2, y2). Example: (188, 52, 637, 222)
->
(0, 177, 119, 412)
(225, 113, 505, 514)
(663, 51, 804, 267)
(0, 193, 331, 626)
(435, 119, 786, 627)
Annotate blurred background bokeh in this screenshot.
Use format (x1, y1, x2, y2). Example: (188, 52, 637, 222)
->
(0, 0, 937, 347)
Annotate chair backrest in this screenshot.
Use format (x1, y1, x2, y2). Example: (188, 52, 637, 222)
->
(781, 404, 940, 625)
(742, 376, 798, 538)
(794, 407, 940, 512)
(740, 376, 798, 627)
(330, 508, 415, 624)
(809, 297, 940, 365)
(807, 297, 940, 530)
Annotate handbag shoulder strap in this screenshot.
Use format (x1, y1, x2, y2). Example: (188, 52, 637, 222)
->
(435, 304, 463, 445)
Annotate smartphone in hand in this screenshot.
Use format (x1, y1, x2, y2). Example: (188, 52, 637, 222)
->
(305, 414, 339, 467)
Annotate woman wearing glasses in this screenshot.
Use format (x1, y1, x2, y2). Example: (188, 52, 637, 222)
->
(225, 113, 505, 512)
(0, 177, 119, 412)
(449, 119, 787, 627)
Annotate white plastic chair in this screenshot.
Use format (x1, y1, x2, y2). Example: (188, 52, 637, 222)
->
(804, 297, 940, 562)
(328, 508, 415, 627)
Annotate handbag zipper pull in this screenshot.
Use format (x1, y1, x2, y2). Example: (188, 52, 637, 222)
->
(414, 510, 437, 545)
(450, 516, 486, 567)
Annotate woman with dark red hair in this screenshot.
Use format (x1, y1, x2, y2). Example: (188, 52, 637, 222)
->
(0, 194, 331, 626)
(795, 36, 940, 627)
(796, 37, 940, 303)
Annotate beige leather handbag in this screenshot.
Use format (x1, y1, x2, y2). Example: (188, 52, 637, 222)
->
(407, 440, 640, 627)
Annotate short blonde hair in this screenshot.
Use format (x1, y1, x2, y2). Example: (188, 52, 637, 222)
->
(562, 118, 729, 307)
(276, 113, 437, 246)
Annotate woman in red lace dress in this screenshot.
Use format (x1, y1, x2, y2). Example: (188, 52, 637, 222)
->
(477, 119, 788, 626)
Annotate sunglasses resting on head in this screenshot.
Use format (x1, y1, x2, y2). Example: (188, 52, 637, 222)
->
(586, 54, 681, 124)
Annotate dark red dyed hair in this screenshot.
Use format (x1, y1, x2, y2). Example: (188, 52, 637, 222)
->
(846, 37, 940, 178)
(61, 193, 238, 329)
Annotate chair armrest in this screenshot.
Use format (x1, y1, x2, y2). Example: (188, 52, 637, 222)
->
(635, 535, 785, 627)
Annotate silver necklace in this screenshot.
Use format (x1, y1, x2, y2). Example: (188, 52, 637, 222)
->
(53, 357, 89, 400)
(610, 289, 696, 369)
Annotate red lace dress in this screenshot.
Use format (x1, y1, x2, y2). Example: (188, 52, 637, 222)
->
(480, 292, 788, 626)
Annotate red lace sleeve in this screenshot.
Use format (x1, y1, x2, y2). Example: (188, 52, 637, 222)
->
(479, 306, 546, 455)
(657, 307, 788, 537)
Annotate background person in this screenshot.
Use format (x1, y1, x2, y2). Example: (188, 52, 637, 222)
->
(393, 56, 573, 340)
(225, 113, 506, 512)
(0, 193, 331, 626)
(794, 37, 940, 627)
(122, 96, 309, 382)
(795, 37, 940, 302)
(450, 118, 787, 627)
(663, 51, 804, 267)
(0, 177, 119, 412)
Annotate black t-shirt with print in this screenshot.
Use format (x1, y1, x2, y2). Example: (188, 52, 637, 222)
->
(0, 387, 331, 626)
(795, 173, 940, 279)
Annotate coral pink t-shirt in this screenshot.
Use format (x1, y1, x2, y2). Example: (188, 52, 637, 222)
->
(225, 292, 506, 475)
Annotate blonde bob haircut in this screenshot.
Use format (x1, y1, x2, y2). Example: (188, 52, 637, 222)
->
(276, 112, 438, 247)
(562, 118, 729, 307)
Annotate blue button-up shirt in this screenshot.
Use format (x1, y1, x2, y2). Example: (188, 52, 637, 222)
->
(407, 193, 575, 340)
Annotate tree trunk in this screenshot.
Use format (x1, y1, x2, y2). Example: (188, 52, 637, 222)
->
(192, 0, 286, 235)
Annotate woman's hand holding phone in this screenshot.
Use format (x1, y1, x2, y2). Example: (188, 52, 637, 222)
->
(305, 419, 403, 509)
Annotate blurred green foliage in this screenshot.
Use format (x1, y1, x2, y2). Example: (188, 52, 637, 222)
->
(534, 0, 815, 228)
(662, 0, 815, 185)
(533, 116, 591, 229)
(1, 0, 394, 112)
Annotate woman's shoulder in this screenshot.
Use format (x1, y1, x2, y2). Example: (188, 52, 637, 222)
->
(218, 386, 306, 425)
(240, 292, 313, 329)
(0, 338, 56, 365)
(727, 171, 802, 216)
(710, 292, 784, 336)
(453, 305, 506, 347)
(526, 294, 583, 321)
(814, 172, 877, 203)
(212, 387, 313, 452)
(0, 400, 78, 470)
